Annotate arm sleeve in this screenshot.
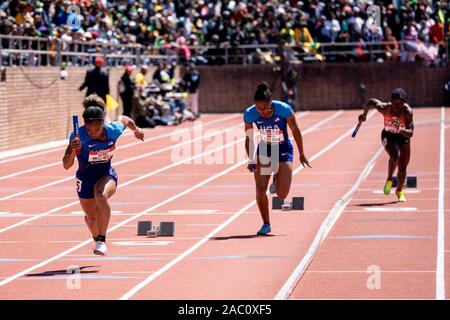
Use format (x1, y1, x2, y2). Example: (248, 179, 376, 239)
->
(243, 109, 254, 124)
(279, 102, 294, 118)
(107, 121, 126, 140)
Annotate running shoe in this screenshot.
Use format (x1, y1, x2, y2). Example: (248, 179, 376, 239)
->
(94, 241, 107, 256)
(396, 190, 407, 202)
(383, 179, 393, 195)
(257, 224, 271, 235)
(269, 175, 277, 194)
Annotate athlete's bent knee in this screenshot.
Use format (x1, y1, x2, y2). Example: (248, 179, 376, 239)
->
(94, 193, 109, 206)
(85, 215, 96, 222)
(256, 185, 267, 195)
(390, 154, 399, 163)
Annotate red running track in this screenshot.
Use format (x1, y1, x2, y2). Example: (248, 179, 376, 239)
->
(0, 109, 447, 300)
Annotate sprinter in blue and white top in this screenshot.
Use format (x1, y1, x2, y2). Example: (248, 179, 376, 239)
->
(63, 94, 144, 256)
(244, 82, 311, 236)
(244, 99, 294, 162)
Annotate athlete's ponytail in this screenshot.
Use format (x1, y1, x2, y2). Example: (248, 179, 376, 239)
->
(254, 81, 272, 102)
(83, 105, 106, 121)
(82, 94, 106, 110)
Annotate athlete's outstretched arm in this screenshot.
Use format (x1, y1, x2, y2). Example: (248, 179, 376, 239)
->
(244, 122, 257, 172)
(287, 114, 311, 168)
(399, 105, 414, 139)
(359, 98, 389, 122)
(62, 137, 80, 170)
(118, 115, 144, 141)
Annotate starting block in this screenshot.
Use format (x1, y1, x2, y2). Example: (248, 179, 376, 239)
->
(272, 196, 304, 211)
(137, 221, 152, 235)
(137, 221, 175, 237)
(392, 176, 417, 188)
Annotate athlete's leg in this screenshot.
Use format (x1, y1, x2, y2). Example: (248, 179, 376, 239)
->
(79, 198, 99, 238)
(397, 142, 411, 192)
(384, 140, 400, 181)
(94, 176, 117, 237)
(382, 133, 400, 195)
(275, 162, 293, 200)
(254, 155, 272, 225)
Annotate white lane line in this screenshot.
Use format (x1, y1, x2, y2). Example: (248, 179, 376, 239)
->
(0, 163, 68, 181)
(293, 270, 436, 273)
(354, 198, 434, 201)
(436, 107, 446, 300)
(0, 111, 336, 292)
(0, 113, 310, 234)
(113, 271, 156, 274)
(0, 241, 82, 244)
(185, 224, 221, 227)
(363, 207, 418, 212)
(0, 212, 23, 217)
(70, 210, 122, 214)
(112, 241, 173, 246)
(120, 111, 359, 300)
(168, 210, 219, 214)
(372, 190, 421, 194)
(0, 141, 67, 162)
(67, 253, 181, 257)
(0, 114, 240, 183)
(275, 110, 382, 300)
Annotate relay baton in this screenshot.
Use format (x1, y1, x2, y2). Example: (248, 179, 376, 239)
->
(352, 121, 362, 138)
(72, 115, 81, 155)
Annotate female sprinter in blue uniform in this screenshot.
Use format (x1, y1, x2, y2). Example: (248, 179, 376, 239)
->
(62, 94, 144, 255)
(244, 82, 311, 235)
(358, 88, 414, 202)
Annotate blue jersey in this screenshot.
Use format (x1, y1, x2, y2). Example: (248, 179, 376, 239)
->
(243, 100, 294, 145)
(69, 121, 125, 175)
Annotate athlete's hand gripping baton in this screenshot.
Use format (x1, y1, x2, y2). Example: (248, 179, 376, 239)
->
(72, 115, 81, 156)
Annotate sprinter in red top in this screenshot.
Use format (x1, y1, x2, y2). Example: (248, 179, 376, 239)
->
(358, 88, 414, 202)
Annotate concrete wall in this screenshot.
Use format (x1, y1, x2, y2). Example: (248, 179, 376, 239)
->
(197, 62, 450, 112)
(0, 66, 157, 151)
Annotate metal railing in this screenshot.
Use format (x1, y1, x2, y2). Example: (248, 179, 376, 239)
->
(0, 34, 446, 67)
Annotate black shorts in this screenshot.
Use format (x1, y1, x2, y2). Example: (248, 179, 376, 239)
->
(76, 167, 118, 199)
(381, 130, 410, 151)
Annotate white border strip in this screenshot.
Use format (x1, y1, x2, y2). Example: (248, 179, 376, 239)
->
(436, 107, 446, 300)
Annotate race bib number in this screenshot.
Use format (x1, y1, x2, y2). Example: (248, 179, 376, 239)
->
(260, 128, 285, 144)
(384, 116, 405, 134)
(88, 147, 115, 164)
(76, 179, 82, 192)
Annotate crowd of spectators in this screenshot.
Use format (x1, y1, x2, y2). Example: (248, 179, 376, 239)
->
(78, 57, 201, 129)
(0, 1, 448, 64)
(127, 62, 200, 128)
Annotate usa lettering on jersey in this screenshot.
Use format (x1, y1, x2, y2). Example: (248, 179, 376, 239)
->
(259, 125, 284, 143)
